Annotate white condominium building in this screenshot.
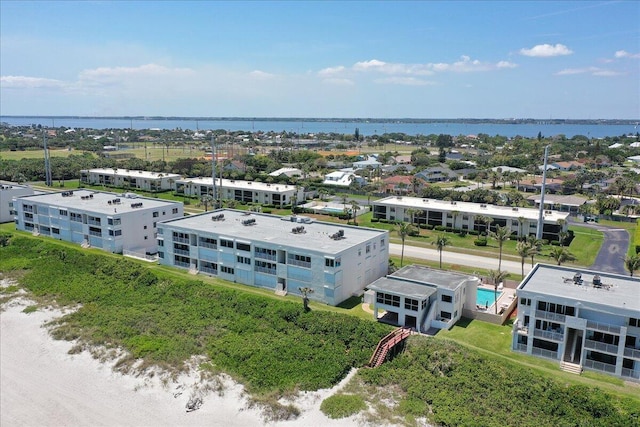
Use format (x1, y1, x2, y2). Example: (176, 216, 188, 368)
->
(371, 196, 569, 241)
(175, 177, 304, 207)
(512, 264, 640, 382)
(157, 210, 389, 306)
(13, 190, 183, 255)
(80, 168, 182, 192)
(1, 181, 34, 223)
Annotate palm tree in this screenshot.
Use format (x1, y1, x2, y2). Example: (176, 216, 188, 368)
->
(200, 194, 214, 212)
(487, 270, 509, 314)
(624, 254, 640, 277)
(517, 216, 527, 239)
(516, 241, 531, 279)
(490, 225, 511, 271)
(405, 208, 419, 225)
(397, 222, 416, 267)
(349, 199, 360, 225)
(549, 247, 576, 266)
(476, 215, 492, 235)
(450, 210, 460, 230)
(558, 231, 569, 247)
(526, 235, 542, 267)
(298, 287, 314, 311)
(432, 234, 450, 269)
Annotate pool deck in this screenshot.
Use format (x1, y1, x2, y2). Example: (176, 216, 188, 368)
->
(477, 285, 516, 313)
(300, 201, 368, 216)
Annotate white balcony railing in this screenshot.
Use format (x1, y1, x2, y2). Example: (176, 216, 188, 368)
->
(584, 359, 616, 373)
(623, 347, 640, 359)
(535, 310, 566, 323)
(621, 368, 640, 380)
(531, 347, 558, 360)
(585, 339, 618, 355)
(533, 329, 564, 342)
(586, 320, 621, 335)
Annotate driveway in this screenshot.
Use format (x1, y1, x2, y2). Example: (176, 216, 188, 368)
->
(582, 223, 631, 275)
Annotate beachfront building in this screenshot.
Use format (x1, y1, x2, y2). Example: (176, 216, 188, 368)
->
(371, 196, 569, 241)
(512, 264, 640, 382)
(156, 209, 389, 306)
(1, 181, 34, 223)
(322, 170, 366, 187)
(175, 177, 304, 207)
(80, 168, 182, 192)
(13, 190, 183, 255)
(366, 265, 480, 332)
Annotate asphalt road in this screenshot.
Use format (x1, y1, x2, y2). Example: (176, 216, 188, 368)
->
(585, 224, 630, 275)
(389, 243, 528, 276)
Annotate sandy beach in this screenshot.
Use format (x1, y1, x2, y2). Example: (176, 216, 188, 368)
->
(0, 295, 369, 427)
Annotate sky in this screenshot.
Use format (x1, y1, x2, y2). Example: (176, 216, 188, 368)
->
(1, 1, 639, 119)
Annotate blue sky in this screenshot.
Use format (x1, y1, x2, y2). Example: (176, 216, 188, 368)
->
(1, 1, 638, 119)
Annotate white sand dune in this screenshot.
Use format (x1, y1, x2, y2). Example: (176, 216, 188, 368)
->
(1, 297, 368, 427)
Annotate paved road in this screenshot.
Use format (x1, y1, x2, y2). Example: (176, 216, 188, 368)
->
(389, 243, 528, 276)
(584, 224, 630, 275)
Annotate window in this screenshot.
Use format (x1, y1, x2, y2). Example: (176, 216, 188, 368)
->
(221, 266, 235, 274)
(366, 244, 371, 254)
(631, 318, 640, 328)
(221, 239, 234, 248)
(440, 311, 452, 320)
(376, 292, 400, 307)
(404, 298, 418, 311)
(520, 298, 531, 306)
(288, 253, 311, 268)
(236, 256, 251, 265)
(52, 228, 60, 235)
(158, 240, 164, 247)
(441, 294, 453, 303)
(153, 211, 159, 218)
(59, 209, 68, 216)
(158, 252, 164, 259)
(325, 258, 335, 267)
(380, 238, 385, 248)
(114, 230, 121, 236)
(144, 225, 147, 230)
(236, 242, 251, 252)
(144, 236, 148, 240)
(153, 222, 157, 228)
(172, 208, 179, 214)
(199, 237, 217, 249)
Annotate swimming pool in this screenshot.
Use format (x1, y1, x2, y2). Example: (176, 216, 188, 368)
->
(321, 207, 346, 214)
(476, 288, 502, 308)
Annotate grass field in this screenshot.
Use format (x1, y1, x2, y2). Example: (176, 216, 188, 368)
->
(0, 148, 94, 160)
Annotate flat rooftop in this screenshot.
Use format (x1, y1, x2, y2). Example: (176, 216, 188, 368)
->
(519, 264, 640, 312)
(373, 196, 569, 222)
(159, 209, 387, 255)
(367, 277, 437, 300)
(392, 265, 477, 290)
(82, 168, 182, 180)
(16, 190, 181, 215)
(176, 177, 297, 193)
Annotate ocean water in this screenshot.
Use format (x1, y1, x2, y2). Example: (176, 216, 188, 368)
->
(1, 116, 637, 139)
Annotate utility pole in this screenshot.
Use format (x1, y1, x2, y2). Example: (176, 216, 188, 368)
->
(211, 135, 218, 208)
(536, 145, 550, 240)
(43, 131, 52, 186)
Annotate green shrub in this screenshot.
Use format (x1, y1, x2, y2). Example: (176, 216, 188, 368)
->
(469, 230, 479, 236)
(425, 224, 435, 230)
(22, 305, 38, 314)
(474, 239, 488, 246)
(262, 209, 272, 214)
(320, 394, 366, 419)
(370, 217, 379, 223)
(434, 225, 446, 231)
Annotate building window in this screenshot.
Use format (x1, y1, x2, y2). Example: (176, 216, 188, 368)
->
(440, 311, 452, 320)
(172, 208, 179, 214)
(221, 266, 235, 274)
(59, 209, 68, 216)
(520, 298, 531, 306)
(153, 222, 157, 228)
(158, 240, 164, 247)
(144, 236, 148, 240)
(381, 238, 385, 248)
(288, 253, 311, 268)
(366, 244, 371, 254)
(404, 298, 418, 311)
(158, 252, 164, 259)
(52, 228, 60, 235)
(236, 242, 251, 252)
(236, 256, 251, 265)
(144, 225, 147, 230)
(376, 292, 400, 307)
(631, 318, 640, 328)
(153, 211, 159, 218)
(325, 258, 335, 267)
(441, 294, 453, 303)
(220, 239, 234, 248)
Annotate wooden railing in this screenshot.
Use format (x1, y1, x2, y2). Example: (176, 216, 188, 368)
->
(368, 327, 412, 368)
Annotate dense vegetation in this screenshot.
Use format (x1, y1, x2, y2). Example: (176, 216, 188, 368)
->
(0, 235, 390, 395)
(354, 338, 640, 427)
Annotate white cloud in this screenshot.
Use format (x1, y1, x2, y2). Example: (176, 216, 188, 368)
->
(615, 50, 640, 59)
(322, 78, 354, 85)
(0, 75, 65, 89)
(496, 61, 518, 69)
(519, 44, 573, 57)
(373, 77, 435, 86)
(555, 66, 622, 77)
(78, 64, 194, 84)
(248, 70, 275, 80)
(318, 65, 346, 77)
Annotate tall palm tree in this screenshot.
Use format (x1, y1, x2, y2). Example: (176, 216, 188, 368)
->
(397, 222, 416, 267)
(200, 194, 214, 212)
(349, 199, 360, 226)
(298, 287, 314, 311)
(487, 269, 509, 314)
(490, 225, 511, 271)
(549, 247, 576, 266)
(432, 234, 450, 269)
(526, 235, 542, 267)
(624, 254, 640, 277)
(517, 216, 527, 239)
(476, 215, 492, 235)
(516, 240, 531, 279)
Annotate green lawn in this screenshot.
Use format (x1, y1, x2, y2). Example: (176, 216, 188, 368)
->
(0, 149, 94, 160)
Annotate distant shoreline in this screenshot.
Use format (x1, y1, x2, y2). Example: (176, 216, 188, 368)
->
(2, 116, 638, 125)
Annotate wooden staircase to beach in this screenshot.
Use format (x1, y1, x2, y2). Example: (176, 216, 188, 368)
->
(560, 361, 583, 375)
(368, 327, 412, 368)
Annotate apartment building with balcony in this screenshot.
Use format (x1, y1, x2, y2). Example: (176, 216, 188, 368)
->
(156, 209, 389, 306)
(512, 264, 640, 382)
(174, 177, 305, 207)
(1, 181, 34, 223)
(371, 196, 569, 241)
(366, 265, 480, 332)
(80, 168, 182, 192)
(13, 190, 183, 255)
